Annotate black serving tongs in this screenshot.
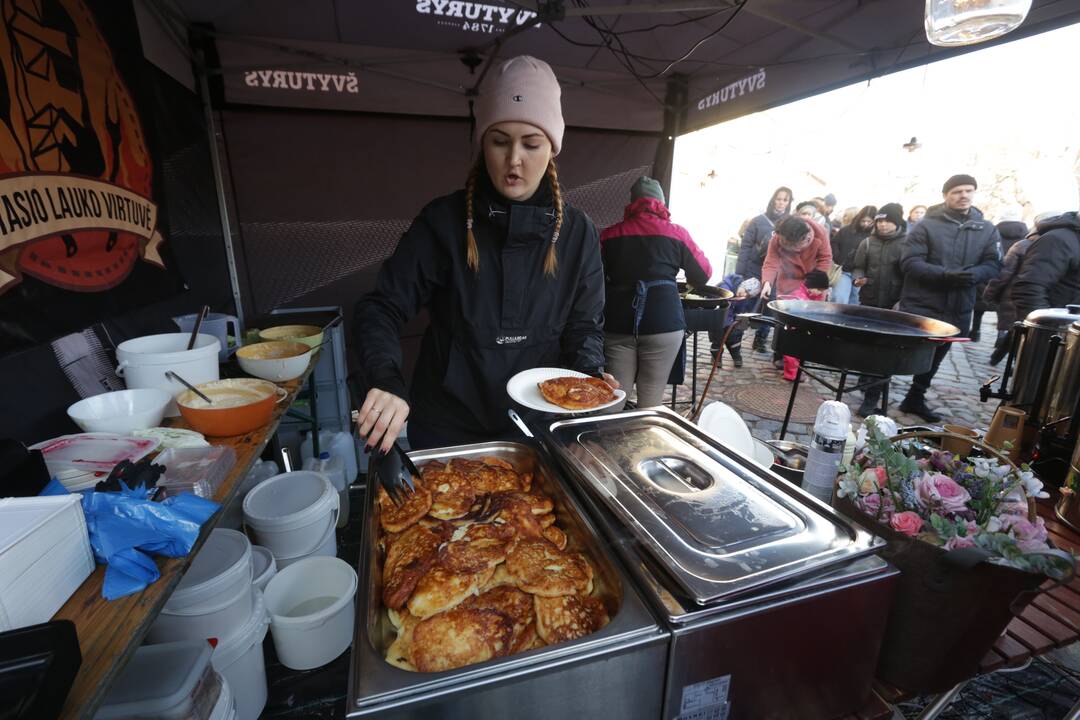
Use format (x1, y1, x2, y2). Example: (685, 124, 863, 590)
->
(368, 441, 419, 507)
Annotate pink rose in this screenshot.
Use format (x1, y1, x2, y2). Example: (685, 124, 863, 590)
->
(890, 511, 923, 536)
(1008, 517, 1050, 553)
(857, 492, 895, 520)
(944, 534, 977, 551)
(915, 472, 972, 514)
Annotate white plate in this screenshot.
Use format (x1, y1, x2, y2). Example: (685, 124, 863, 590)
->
(506, 368, 625, 415)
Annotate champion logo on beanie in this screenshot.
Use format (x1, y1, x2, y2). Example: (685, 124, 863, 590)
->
(474, 55, 565, 155)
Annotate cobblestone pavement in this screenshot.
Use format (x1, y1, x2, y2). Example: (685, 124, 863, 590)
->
(660, 313, 1002, 446)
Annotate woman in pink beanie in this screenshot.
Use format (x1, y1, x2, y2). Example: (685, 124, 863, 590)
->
(354, 55, 615, 452)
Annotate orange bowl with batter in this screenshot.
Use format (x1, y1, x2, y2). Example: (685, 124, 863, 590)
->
(177, 378, 283, 436)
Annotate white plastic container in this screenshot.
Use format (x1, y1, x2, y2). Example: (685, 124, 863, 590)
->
(212, 589, 270, 720)
(96, 641, 219, 719)
(115, 333, 221, 416)
(263, 556, 357, 670)
(275, 520, 337, 569)
(251, 545, 277, 592)
(148, 529, 253, 644)
(300, 430, 358, 488)
(0, 495, 94, 631)
(242, 471, 339, 565)
(303, 452, 349, 528)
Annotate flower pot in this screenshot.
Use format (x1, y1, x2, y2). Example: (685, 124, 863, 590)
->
(836, 496, 1049, 694)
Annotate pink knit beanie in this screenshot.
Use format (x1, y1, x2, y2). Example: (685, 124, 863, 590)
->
(474, 55, 564, 155)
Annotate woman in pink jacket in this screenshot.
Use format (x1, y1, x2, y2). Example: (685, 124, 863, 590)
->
(760, 216, 833, 298)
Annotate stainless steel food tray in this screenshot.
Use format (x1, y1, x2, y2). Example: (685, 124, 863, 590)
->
(347, 440, 663, 716)
(543, 408, 882, 605)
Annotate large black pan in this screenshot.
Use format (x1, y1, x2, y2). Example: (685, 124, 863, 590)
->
(745, 300, 964, 376)
(677, 281, 733, 310)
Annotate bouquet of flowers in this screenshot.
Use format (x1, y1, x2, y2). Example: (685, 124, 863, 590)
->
(838, 418, 1061, 575)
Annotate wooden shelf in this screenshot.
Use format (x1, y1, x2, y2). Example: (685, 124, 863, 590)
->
(53, 364, 317, 719)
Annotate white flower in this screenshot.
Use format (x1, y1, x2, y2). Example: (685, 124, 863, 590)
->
(1019, 470, 1050, 500)
(837, 476, 861, 499)
(990, 463, 1011, 479)
(972, 458, 992, 479)
(986, 516, 1004, 533)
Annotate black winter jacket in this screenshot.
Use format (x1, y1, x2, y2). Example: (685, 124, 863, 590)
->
(983, 237, 1031, 330)
(736, 211, 785, 280)
(354, 171, 605, 438)
(601, 197, 712, 335)
(831, 223, 872, 272)
(852, 226, 905, 309)
(996, 220, 1029, 257)
(1012, 212, 1080, 320)
(898, 204, 1001, 333)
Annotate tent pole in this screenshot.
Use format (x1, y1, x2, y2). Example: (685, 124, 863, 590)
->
(195, 49, 246, 330)
(653, 73, 687, 200)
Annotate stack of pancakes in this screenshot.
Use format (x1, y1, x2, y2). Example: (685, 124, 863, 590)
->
(378, 456, 610, 672)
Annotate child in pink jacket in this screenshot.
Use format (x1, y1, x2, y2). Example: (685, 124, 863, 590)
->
(781, 270, 831, 381)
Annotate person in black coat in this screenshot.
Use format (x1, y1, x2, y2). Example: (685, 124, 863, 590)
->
(736, 186, 792, 352)
(984, 217, 1030, 364)
(1011, 211, 1080, 321)
(353, 56, 612, 452)
(897, 174, 1001, 422)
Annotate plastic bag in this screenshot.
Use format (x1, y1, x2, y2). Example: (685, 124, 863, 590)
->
(43, 481, 220, 600)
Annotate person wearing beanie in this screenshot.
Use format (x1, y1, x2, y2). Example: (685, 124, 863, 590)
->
(601, 177, 712, 407)
(779, 268, 830, 381)
(736, 185, 793, 353)
(830, 205, 878, 305)
(354, 55, 614, 451)
(984, 215, 1032, 365)
(850, 202, 908, 416)
(897, 174, 1001, 422)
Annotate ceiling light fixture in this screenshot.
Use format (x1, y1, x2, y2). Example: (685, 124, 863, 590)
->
(925, 0, 1032, 47)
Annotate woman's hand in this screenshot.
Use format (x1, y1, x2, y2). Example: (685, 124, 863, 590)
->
(854, 277, 869, 287)
(356, 389, 410, 454)
(601, 372, 621, 389)
(760, 281, 772, 299)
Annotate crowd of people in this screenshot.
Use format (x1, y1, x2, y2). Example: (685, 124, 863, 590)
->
(547, 169, 1080, 426)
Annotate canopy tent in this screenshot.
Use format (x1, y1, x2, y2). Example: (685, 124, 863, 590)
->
(167, 0, 1080, 135)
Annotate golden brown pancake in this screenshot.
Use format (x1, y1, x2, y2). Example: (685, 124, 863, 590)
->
(377, 477, 432, 533)
(462, 585, 537, 653)
(505, 539, 594, 597)
(411, 607, 514, 672)
(407, 565, 495, 619)
(480, 563, 516, 592)
(538, 513, 557, 528)
(534, 594, 610, 645)
(542, 525, 568, 551)
(538, 376, 615, 410)
(382, 521, 451, 610)
(385, 611, 420, 670)
(424, 460, 478, 520)
(438, 530, 511, 575)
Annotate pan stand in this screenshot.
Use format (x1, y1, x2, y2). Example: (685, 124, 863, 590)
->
(779, 362, 892, 440)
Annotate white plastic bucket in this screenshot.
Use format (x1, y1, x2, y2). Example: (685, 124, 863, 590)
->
(115, 333, 221, 416)
(263, 557, 357, 670)
(242, 472, 338, 563)
(212, 589, 270, 720)
(148, 529, 253, 644)
(274, 519, 336, 569)
(250, 545, 277, 592)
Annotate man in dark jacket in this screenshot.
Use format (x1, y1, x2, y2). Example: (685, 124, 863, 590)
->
(897, 174, 1001, 421)
(736, 186, 792, 352)
(831, 205, 877, 304)
(1011, 211, 1080, 321)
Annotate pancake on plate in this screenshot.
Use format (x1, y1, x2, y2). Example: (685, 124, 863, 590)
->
(382, 521, 452, 610)
(534, 594, 610, 645)
(505, 538, 594, 597)
(537, 376, 615, 410)
(411, 608, 514, 672)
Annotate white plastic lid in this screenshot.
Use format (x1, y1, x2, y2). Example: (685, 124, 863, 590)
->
(97, 641, 211, 719)
(813, 400, 851, 441)
(251, 545, 277, 587)
(167, 529, 252, 610)
(243, 472, 338, 532)
(212, 589, 270, 669)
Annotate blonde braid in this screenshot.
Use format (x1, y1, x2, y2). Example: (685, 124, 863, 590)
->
(465, 161, 481, 272)
(545, 159, 562, 277)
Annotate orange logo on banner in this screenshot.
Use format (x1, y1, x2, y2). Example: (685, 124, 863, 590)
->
(0, 0, 162, 293)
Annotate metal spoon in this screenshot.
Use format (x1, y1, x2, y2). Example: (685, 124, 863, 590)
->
(186, 305, 209, 350)
(166, 370, 213, 405)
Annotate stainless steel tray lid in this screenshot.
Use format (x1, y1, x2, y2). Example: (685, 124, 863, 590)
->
(545, 409, 880, 604)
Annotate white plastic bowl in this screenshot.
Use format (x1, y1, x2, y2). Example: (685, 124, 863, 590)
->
(236, 341, 311, 382)
(66, 389, 172, 433)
